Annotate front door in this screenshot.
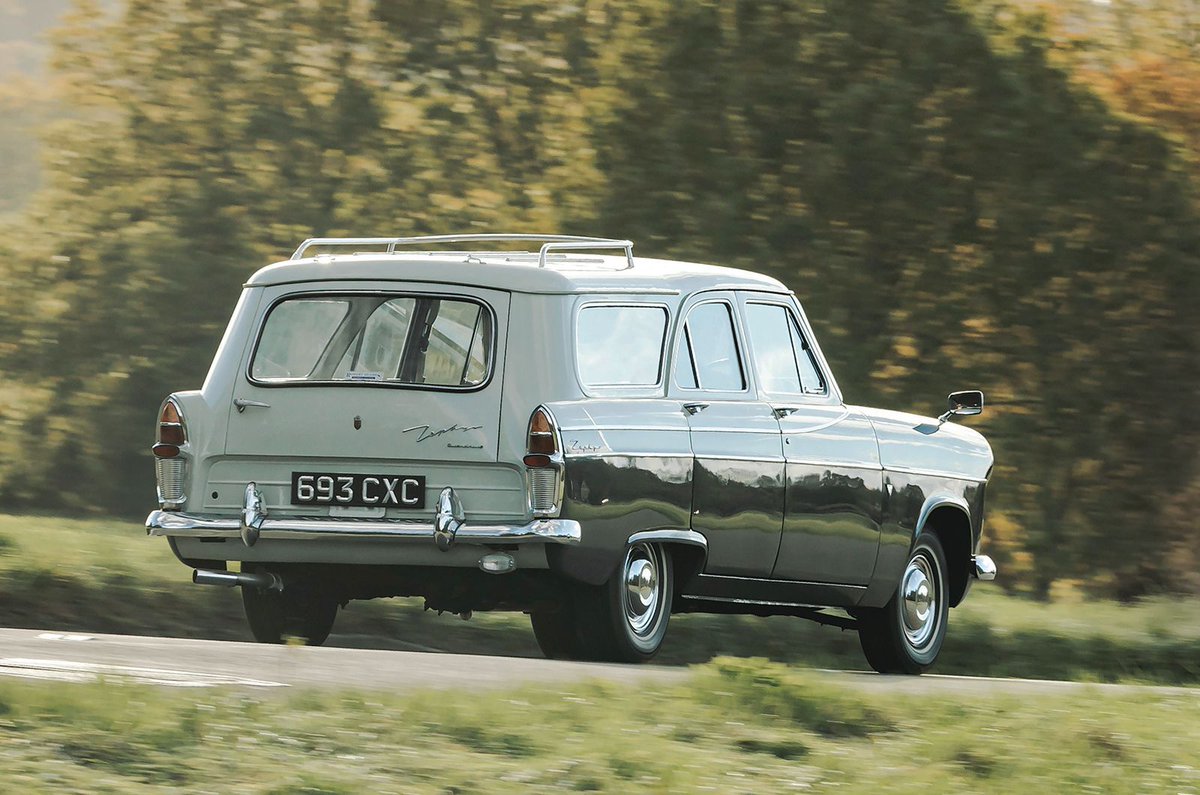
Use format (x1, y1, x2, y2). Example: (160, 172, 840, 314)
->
(739, 296, 883, 585)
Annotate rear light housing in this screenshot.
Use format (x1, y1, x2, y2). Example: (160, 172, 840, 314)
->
(525, 407, 563, 517)
(154, 397, 188, 509)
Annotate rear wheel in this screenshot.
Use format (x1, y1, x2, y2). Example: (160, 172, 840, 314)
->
(857, 534, 948, 674)
(531, 541, 674, 663)
(241, 568, 338, 646)
(529, 606, 581, 660)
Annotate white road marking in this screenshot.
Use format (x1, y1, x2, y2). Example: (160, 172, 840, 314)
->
(36, 633, 95, 642)
(0, 658, 289, 689)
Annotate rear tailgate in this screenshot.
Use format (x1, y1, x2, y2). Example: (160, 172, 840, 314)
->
(216, 282, 520, 521)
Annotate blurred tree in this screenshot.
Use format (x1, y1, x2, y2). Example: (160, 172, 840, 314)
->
(587, 0, 1200, 596)
(0, 0, 1196, 597)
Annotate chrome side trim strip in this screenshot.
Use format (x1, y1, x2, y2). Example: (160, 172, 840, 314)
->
(563, 452, 693, 460)
(695, 573, 868, 589)
(886, 465, 989, 484)
(784, 458, 885, 471)
(680, 594, 826, 609)
(146, 510, 581, 546)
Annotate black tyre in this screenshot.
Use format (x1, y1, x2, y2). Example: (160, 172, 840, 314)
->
(857, 533, 949, 674)
(582, 541, 676, 663)
(529, 607, 581, 660)
(241, 570, 338, 646)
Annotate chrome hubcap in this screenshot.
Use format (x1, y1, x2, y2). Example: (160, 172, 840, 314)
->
(901, 553, 938, 649)
(623, 544, 661, 636)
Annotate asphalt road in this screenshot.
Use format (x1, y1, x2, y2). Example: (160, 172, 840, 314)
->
(1, 628, 1197, 698)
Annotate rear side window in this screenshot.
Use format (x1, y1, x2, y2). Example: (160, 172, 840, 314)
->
(576, 305, 668, 386)
(675, 302, 746, 391)
(251, 294, 493, 388)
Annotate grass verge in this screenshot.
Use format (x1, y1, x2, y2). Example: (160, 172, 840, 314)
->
(0, 658, 1197, 793)
(1, 513, 1198, 683)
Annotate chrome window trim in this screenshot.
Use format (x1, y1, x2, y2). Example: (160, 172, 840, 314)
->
(670, 296, 752, 396)
(245, 289, 498, 393)
(740, 296, 835, 403)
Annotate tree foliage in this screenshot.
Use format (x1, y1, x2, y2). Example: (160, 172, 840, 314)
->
(0, 0, 1196, 596)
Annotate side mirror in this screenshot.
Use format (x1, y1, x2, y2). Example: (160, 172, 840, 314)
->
(938, 390, 984, 423)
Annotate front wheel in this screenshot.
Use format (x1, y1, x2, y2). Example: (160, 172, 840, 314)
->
(857, 534, 948, 674)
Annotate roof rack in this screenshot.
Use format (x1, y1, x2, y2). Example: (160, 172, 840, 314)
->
(290, 234, 635, 269)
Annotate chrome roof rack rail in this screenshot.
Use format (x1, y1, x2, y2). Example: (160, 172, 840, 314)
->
(291, 234, 635, 269)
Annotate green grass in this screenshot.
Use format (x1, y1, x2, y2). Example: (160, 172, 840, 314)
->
(0, 658, 1197, 793)
(1, 513, 1198, 683)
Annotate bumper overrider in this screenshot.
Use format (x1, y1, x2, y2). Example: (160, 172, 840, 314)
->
(146, 483, 581, 550)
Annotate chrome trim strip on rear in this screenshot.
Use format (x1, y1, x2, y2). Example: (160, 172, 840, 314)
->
(146, 510, 581, 545)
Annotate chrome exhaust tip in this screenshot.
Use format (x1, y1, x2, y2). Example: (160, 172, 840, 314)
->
(192, 568, 282, 591)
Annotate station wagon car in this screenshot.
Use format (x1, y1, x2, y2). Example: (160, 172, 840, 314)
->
(146, 234, 996, 673)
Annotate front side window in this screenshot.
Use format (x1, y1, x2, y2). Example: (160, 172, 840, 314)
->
(675, 302, 745, 391)
(576, 305, 668, 387)
(251, 294, 493, 388)
(744, 302, 827, 396)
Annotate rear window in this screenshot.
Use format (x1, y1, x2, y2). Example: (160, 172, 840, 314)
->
(251, 294, 493, 388)
(576, 305, 668, 387)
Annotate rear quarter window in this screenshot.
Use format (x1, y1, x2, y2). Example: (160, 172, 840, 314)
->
(576, 305, 668, 387)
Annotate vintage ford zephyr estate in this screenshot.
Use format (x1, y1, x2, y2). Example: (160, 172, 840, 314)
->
(147, 234, 996, 673)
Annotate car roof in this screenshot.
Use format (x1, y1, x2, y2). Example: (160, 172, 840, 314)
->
(245, 252, 791, 296)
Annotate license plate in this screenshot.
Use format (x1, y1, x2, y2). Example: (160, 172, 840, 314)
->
(291, 473, 426, 509)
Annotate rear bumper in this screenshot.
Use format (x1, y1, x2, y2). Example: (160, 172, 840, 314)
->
(146, 511, 581, 544)
(146, 483, 581, 549)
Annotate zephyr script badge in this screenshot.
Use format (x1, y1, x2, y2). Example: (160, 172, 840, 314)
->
(402, 422, 483, 443)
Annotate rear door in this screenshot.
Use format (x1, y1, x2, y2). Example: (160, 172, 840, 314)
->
(671, 293, 785, 578)
(219, 283, 515, 519)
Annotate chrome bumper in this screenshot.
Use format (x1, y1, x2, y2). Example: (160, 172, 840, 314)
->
(972, 554, 997, 581)
(146, 483, 581, 550)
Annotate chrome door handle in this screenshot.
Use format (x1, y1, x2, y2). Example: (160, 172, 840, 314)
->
(773, 406, 799, 418)
(234, 398, 271, 413)
(683, 403, 710, 415)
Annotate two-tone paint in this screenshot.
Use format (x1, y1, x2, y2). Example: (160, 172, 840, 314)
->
(146, 245, 993, 619)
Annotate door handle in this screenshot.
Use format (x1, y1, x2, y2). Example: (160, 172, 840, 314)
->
(234, 398, 271, 413)
(773, 406, 799, 419)
(683, 403, 709, 416)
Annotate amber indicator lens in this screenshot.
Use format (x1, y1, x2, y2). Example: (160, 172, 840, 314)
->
(152, 443, 180, 458)
(523, 454, 552, 468)
(527, 408, 557, 455)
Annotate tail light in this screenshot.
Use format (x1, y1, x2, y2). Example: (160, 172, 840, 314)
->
(154, 398, 187, 508)
(524, 407, 562, 517)
(526, 408, 558, 456)
(155, 399, 186, 454)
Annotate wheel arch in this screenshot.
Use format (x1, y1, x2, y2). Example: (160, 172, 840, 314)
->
(627, 529, 707, 594)
(915, 499, 973, 608)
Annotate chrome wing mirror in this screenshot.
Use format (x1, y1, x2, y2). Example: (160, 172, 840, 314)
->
(938, 390, 984, 424)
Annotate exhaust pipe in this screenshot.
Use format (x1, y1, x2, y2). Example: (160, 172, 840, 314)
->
(192, 568, 282, 591)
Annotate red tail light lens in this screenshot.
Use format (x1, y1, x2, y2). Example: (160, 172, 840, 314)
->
(157, 399, 186, 448)
(527, 408, 557, 455)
